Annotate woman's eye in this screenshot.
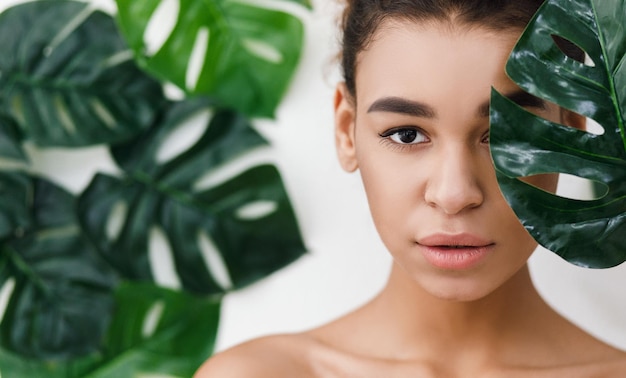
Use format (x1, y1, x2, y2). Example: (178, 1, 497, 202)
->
(380, 127, 427, 145)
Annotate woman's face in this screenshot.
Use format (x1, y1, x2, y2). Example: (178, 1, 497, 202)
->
(335, 20, 572, 301)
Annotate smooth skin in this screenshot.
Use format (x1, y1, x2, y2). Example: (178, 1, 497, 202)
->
(195, 20, 626, 377)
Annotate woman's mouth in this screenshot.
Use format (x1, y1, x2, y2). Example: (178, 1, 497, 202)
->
(417, 233, 495, 270)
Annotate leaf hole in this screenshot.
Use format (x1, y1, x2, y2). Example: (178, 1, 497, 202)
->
(103, 50, 134, 69)
(90, 99, 116, 130)
(144, 0, 180, 56)
(557, 173, 608, 200)
(198, 230, 233, 290)
(551, 34, 594, 67)
(584, 118, 604, 135)
(45, 5, 95, 57)
(0, 278, 16, 325)
(242, 38, 283, 64)
(142, 300, 165, 338)
(54, 95, 76, 134)
(193, 149, 273, 192)
(523, 173, 607, 201)
(164, 82, 186, 100)
(106, 200, 128, 241)
(149, 226, 182, 289)
(235, 200, 278, 221)
(186, 27, 210, 92)
(155, 109, 212, 164)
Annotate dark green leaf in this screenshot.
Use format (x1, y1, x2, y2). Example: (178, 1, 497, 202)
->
(0, 172, 31, 239)
(0, 283, 219, 378)
(0, 1, 165, 147)
(0, 347, 101, 378)
(0, 115, 27, 162)
(78, 98, 306, 294)
(83, 282, 220, 377)
(0, 172, 117, 359)
(115, 0, 306, 117)
(490, 0, 626, 267)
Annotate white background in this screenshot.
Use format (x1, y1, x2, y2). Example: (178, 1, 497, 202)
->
(1, 0, 625, 359)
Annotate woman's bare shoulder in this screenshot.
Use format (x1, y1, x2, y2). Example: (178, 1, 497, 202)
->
(193, 334, 320, 378)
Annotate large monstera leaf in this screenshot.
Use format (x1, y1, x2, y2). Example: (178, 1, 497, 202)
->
(0, 172, 117, 360)
(0, 283, 220, 378)
(84, 283, 220, 378)
(490, 0, 626, 268)
(115, 0, 310, 117)
(78, 97, 306, 294)
(0, 1, 165, 147)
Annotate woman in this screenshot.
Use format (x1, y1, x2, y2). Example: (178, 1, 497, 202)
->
(196, 0, 626, 376)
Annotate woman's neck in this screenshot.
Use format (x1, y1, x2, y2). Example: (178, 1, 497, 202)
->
(355, 263, 560, 363)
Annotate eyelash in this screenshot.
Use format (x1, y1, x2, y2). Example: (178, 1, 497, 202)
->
(378, 127, 491, 149)
(379, 126, 429, 149)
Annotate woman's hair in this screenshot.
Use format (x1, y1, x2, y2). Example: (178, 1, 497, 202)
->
(340, 0, 583, 98)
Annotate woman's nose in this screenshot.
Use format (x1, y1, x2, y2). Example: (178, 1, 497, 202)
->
(424, 147, 485, 215)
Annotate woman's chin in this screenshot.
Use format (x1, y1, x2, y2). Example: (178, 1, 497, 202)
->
(404, 267, 509, 303)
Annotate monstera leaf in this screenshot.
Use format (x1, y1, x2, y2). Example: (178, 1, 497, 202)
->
(0, 115, 26, 162)
(115, 0, 309, 117)
(0, 283, 219, 378)
(490, 0, 626, 268)
(0, 172, 117, 360)
(83, 283, 220, 378)
(0, 1, 165, 147)
(78, 97, 306, 294)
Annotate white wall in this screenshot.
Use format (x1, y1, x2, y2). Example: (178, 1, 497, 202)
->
(1, 0, 625, 356)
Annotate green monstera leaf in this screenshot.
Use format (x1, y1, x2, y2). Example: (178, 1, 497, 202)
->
(0, 1, 165, 147)
(78, 97, 306, 294)
(0, 115, 27, 162)
(0, 283, 219, 378)
(84, 283, 220, 378)
(490, 0, 626, 268)
(0, 172, 117, 360)
(115, 0, 309, 117)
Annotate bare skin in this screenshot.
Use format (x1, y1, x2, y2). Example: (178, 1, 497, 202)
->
(195, 20, 626, 377)
(196, 265, 626, 377)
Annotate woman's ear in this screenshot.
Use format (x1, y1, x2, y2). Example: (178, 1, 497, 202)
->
(334, 83, 358, 172)
(560, 108, 587, 131)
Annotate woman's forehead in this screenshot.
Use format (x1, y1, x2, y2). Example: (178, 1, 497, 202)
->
(351, 21, 531, 120)
(354, 21, 522, 101)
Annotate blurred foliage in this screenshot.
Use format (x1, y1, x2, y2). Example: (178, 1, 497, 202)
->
(115, 0, 311, 117)
(0, 0, 308, 376)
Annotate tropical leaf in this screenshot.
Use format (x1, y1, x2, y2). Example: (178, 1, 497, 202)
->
(0, 347, 100, 378)
(83, 283, 220, 378)
(490, 0, 626, 268)
(0, 1, 165, 147)
(115, 0, 308, 117)
(0, 172, 117, 360)
(78, 97, 306, 294)
(0, 282, 220, 378)
(0, 115, 27, 162)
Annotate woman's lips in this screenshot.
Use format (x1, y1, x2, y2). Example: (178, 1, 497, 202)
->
(417, 233, 495, 270)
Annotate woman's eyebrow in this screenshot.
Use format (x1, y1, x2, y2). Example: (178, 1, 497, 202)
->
(367, 96, 436, 118)
(479, 90, 547, 117)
